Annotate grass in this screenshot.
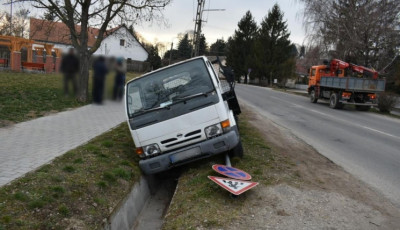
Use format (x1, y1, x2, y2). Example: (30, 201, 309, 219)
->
(0, 123, 140, 229)
(0, 71, 140, 127)
(163, 112, 297, 230)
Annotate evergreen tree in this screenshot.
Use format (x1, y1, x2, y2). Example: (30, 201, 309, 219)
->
(226, 11, 258, 83)
(163, 49, 179, 60)
(198, 34, 207, 56)
(177, 33, 192, 59)
(146, 45, 162, 70)
(253, 4, 295, 85)
(209, 39, 226, 56)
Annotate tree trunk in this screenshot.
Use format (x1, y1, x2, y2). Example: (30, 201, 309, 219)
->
(77, 48, 90, 102)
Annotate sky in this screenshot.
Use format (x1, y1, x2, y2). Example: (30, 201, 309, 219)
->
(1, 0, 306, 51)
(137, 0, 307, 48)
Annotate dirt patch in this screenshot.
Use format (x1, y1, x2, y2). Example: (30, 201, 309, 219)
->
(233, 184, 386, 229)
(243, 105, 400, 229)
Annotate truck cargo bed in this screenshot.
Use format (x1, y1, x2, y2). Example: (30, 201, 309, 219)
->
(320, 76, 385, 92)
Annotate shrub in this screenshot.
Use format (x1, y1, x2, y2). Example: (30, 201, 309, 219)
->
(378, 93, 398, 113)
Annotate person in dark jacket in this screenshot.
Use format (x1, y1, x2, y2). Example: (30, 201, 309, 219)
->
(113, 57, 126, 101)
(60, 48, 80, 96)
(92, 56, 108, 104)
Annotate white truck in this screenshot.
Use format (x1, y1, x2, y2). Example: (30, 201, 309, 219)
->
(125, 56, 242, 174)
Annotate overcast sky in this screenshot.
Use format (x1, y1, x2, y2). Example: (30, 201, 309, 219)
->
(137, 0, 306, 48)
(1, 0, 306, 48)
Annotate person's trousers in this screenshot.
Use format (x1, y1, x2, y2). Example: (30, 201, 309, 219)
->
(64, 73, 78, 96)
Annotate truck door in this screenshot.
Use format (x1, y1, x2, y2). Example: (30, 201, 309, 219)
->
(309, 68, 317, 86)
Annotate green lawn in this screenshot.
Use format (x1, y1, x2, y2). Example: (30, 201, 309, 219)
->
(0, 123, 140, 230)
(0, 71, 140, 127)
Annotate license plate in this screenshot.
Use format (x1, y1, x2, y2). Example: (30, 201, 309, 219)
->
(170, 147, 202, 163)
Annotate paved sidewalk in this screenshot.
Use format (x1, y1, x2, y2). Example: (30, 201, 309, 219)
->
(0, 101, 126, 187)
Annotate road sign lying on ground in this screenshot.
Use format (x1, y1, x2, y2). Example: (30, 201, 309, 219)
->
(212, 164, 252, 180)
(208, 176, 259, 195)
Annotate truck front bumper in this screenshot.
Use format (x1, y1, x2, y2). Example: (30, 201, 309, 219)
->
(139, 127, 240, 175)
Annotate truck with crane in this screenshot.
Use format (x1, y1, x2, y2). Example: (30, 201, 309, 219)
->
(307, 59, 386, 110)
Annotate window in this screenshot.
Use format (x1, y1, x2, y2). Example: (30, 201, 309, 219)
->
(120, 39, 125, 46)
(311, 68, 316, 76)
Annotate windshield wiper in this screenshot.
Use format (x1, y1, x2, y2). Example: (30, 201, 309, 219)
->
(143, 105, 171, 113)
(132, 105, 170, 117)
(174, 90, 215, 102)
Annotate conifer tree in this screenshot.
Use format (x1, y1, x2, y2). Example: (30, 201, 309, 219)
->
(254, 4, 295, 85)
(226, 11, 258, 83)
(177, 34, 192, 59)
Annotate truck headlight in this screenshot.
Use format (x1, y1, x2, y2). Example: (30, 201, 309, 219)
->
(143, 144, 161, 156)
(205, 123, 223, 138)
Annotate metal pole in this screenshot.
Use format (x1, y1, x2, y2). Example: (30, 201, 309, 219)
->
(10, 0, 13, 35)
(225, 153, 231, 167)
(270, 71, 272, 87)
(169, 42, 173, 65)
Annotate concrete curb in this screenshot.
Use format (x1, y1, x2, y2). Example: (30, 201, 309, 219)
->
(104, 176, 152, 230)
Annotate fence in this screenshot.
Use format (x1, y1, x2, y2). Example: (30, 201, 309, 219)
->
(126, 61, 151, 73)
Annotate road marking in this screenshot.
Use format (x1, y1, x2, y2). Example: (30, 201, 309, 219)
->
(264, 95, 400, 140)
(360, 126, 399, 139)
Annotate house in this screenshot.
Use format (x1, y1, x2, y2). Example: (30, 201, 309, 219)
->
(29, 18, 148, 61)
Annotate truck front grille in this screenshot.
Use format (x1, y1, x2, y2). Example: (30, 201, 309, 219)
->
(165, 135, 202, 148)
(161, 129, 203, 149)
(185, 129, 201, 137)
(161, 138, 178, 144)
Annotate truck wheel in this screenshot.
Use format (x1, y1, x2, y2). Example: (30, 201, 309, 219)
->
(229, 140, 243, 158)
(329, 93, 343, 109)
(355, 105, 370, 111)
(310, 90, 318, 103)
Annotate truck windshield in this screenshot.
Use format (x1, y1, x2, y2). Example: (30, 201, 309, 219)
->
(126, 59, 215, 118)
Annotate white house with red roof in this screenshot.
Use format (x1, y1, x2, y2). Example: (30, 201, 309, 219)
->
(29, 18, 148, 61)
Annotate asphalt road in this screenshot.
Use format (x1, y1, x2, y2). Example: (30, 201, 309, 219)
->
(236, 84, 400, 208)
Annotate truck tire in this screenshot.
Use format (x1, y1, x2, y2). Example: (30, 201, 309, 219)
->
(229, 140, 243, 158)
(329, 93, 343, 109)
(355, 105, 370, 111)
(310, 89, 318, 103)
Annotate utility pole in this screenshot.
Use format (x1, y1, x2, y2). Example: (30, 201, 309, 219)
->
(192, 0, 205, 57)
(169, 42, 173, 65)
(10, 0, 12, 35)
(191, 0, 224, 57)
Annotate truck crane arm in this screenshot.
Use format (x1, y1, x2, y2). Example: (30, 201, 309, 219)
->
(329, 59, 378, 79)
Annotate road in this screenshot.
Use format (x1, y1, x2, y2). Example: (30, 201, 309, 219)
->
(235, 84, 400, 208)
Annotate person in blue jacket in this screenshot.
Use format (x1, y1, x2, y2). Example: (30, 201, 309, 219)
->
(92, 56, 108, 104)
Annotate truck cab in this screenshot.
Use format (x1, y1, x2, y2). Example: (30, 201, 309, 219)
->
(308, 64, 345, 87)
(125, 56, 242, 174)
